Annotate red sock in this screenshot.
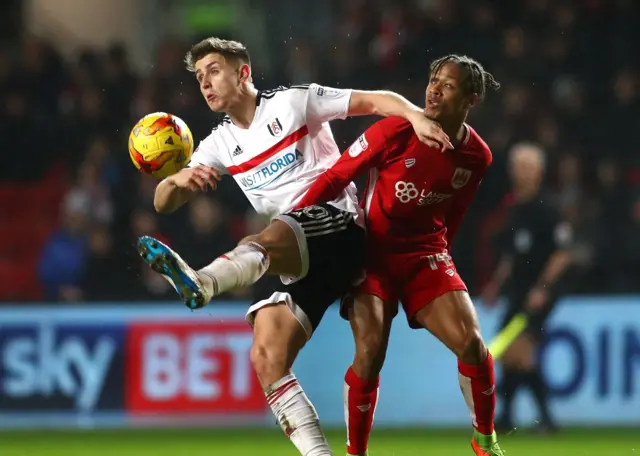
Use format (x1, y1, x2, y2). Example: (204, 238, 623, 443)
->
(344, 366, 379, 455)
(458, 351, 496, 435)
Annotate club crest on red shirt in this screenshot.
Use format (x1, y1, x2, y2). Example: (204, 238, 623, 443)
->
(451, 167, 472, 189)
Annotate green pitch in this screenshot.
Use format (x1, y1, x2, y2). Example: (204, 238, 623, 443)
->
(1, 428, 638, 455)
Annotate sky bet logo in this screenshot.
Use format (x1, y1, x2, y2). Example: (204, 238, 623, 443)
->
(239, 149, 304, 190)
(0, 323, 123, 412)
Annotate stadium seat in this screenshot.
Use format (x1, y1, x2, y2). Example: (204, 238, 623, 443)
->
(0, 163, 68, 300)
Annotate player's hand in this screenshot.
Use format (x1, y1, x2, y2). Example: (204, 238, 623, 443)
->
(168, 166, 221, 192)
(407, 113, 453, 152)
(480, 280, 501, 307)
(526, 286, 548, 311)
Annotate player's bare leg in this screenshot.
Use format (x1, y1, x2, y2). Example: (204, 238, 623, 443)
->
(344, 294, 396, 456)
(252, 303, 333, 455)
(196, 219, 302, 301)
(138, 219, 333, 455)
(412, 291, 504, 456)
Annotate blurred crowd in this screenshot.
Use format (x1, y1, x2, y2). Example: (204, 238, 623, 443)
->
(0, 0, 638, 302)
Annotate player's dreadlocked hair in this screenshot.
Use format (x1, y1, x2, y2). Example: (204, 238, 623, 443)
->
(429, 55, 500, 101)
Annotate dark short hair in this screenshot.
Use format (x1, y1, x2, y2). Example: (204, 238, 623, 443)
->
(430, 54, 500, 101)
(184, 37, 251, 72)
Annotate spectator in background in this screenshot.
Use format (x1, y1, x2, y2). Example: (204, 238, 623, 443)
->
(127, 207, 175, 300)
(38, 192, 90, 301)
(555, 153, 583, 218)
(83, 225, 126, 301)
(625, 197, 640, 288)
(285, 41, 318, 85)
(68, 160, 114, 226)
(610, 69, 638, 157)
(0, 89, 53, 180)
(591, 159, 631, 292)
(21, 37, 66, 117)
(171, 195, 237, 268)
(103, 43, 137, 121)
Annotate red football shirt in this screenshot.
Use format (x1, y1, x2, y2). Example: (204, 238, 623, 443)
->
(297, 116, 492, 254)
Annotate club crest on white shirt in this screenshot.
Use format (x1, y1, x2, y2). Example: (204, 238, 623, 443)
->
(267, 118, 283, 137)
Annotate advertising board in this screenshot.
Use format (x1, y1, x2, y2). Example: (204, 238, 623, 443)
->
(0, 297, 638, 428)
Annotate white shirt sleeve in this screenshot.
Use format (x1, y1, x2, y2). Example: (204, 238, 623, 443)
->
(187, 135, 228, 175)
(305, 83, 353, 125)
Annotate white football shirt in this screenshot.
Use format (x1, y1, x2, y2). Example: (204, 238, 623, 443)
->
(188, 83, 362, 223)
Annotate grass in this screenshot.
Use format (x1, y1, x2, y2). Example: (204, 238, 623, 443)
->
(0, 427, 638, 455)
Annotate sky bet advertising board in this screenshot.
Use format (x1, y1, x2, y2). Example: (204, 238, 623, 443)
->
(0, 297, 638, 429)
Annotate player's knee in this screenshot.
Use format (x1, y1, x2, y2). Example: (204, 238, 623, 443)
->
(242, 228, 281, 256)
(254, 220, 295, 250)
(459, 328, 486, 365)
(253, 220, 302, 276)
(250, 340, 287, 387)
(353, 330, 388, 378)
(350, 298, 394, 378)
(253, 230, 277, 250)
(356, 330, 386, 360)
(239, 234, 258, 245)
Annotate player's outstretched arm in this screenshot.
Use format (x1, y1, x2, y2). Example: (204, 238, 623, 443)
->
(348, 90, 422, 118)
(303, 84, 451, 151)
(154, 166, 220, 213)
(295, 148, 367, 209)
(297, 117, 412, 209)
(348, 91, 453, 151)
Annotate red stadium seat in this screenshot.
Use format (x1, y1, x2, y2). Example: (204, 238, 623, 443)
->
(0, 163, 68, 300)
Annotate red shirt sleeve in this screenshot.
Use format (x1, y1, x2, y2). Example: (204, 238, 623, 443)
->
(296, 116, 412, 209)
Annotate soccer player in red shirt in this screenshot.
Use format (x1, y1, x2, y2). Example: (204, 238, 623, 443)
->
(296, 55, 503, 456)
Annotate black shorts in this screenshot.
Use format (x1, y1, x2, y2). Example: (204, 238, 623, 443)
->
(247, 203, 365, 339)
(500, 292, 558, 341)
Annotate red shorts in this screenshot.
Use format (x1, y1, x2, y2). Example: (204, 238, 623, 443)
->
(344, 250, 467, 328)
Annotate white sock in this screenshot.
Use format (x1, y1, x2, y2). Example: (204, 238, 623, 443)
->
(266, 374, 333, 456)
(197, 242, 269, 297)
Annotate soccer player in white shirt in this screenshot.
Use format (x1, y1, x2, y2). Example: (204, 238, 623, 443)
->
(138, 37, 450, 456)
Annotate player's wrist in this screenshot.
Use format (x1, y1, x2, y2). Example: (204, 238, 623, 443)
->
(405, 109, 425, 123)
(164, 175, 179, 188)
